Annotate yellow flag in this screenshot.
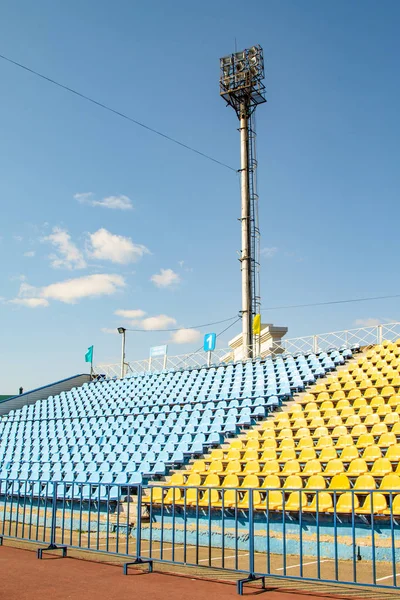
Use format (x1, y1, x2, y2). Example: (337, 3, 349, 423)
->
(252, 313, 261, 335)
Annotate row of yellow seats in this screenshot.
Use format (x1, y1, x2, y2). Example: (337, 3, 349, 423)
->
(165, 471, 400, 493)
(300, 389, 399, 403)
(205, 444, 400, 465)
(286, 397, 400, 416)
(234, 429, 399, 447)
(144, 486, 400, 515)
(197, 457, 400, 478)
(271, 415, 400, 433)
(264, 422, 400, 438)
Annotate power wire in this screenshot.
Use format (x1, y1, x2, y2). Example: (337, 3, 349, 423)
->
(0, 52, 237, 173)
(125, 315, 239, 333)
(262, 293, 400, 312)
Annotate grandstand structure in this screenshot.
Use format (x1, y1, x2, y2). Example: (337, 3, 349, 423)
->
(1, 324, 400, 592)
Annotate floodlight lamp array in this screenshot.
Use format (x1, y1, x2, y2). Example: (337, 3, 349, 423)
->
(219, 45, 266, 112)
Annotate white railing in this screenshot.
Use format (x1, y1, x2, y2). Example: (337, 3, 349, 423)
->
(95, 322, 400, 378)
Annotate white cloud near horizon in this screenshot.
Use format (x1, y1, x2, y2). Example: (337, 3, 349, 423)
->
(101, 327, 119, 335)
(115, 309, 146, 319)
(170, 328, 201, 344)
(43, 227, 86, 270)
(11, 274, 125, 307)
(261, 247, 278, 258)
(151, 268, 180, 288)
(23, 251, 36, 258)
(87, 228, 150, 264)
(354, 318, 381, 327)
(74, 192, 133, 210)
(140, 314, 177, 330)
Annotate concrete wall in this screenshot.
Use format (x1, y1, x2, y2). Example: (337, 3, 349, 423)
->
(0, 374, 91, 416)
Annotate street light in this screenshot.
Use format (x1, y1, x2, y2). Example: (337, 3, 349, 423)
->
(117, 327, 126, 379)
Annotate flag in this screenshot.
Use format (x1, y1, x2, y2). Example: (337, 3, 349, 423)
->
(252, 314, 261, 335)
(85, 345, 93, 363)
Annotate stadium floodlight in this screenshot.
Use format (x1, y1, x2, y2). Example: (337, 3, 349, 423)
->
(117, 327, 126, 378)
(219, 45, 266, 360)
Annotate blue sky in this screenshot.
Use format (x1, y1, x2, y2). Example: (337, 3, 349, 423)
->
(1, 0, 399, 392)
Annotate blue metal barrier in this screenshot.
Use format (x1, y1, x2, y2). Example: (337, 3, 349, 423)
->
(0, 479, 400, 595)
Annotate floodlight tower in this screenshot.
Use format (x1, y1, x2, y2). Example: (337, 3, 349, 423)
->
(219, 45, 266, 358)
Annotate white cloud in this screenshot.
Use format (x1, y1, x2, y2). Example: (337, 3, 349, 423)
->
(44, 227, 86, 270)
(87, 228, 149, 264)
(42, 274, 125, 304)
(75, 192, 133, 210)
(170, 328, 201, 344)
(261, 247, 278, 258)
(101, 327, 119, 335)
(23, 251, 35, 258)
(11, 274, 125, 307)
(140, 314, 177, 330)
(151, 268, 181, 288)
(354, 318, 381, 327)
(11, 298, 49, 308)
(13, 235, 23, 242)
(115, 309, 146, 319)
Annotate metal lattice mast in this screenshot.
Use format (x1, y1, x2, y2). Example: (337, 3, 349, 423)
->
(219, 45, 266, 358)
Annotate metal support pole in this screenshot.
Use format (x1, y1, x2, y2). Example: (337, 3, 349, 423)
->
(120, 329, 126, 379)
(239, 101, 253, 359)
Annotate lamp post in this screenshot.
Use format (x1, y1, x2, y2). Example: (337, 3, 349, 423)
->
(219, 45, 266, 359)
(117, 327, 126, 378)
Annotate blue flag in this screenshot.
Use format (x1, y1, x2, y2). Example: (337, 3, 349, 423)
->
(85, 345, 93, 363)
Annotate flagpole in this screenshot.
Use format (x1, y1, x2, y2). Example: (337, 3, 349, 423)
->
(90, 347, 93, 379)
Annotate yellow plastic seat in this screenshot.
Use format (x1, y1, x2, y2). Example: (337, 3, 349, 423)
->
(330, 492, 359, 513)
(355, 433, 375, 449)
(230, 439, 243, 450)
(304, 401, 318, 412)
(261, 429, 276, 440)
(319, 447, 338, 462)
(314, 383, 327, 393)
(382, 386, 396, 398)
(362, 445, 382, 461)
(143, 486, 164, 504)
(304, 492, 333, 513)
(301, 459, 322, 477)
(222, 474, 240, 488)
(339, 407, 355, 419)
(347, 458, 368, 476)
(247, 430, 261, 440)
(371, 458, 393, 477)
(192, 460, 206, 473)
(185, 473, 202, 486)
(361, 384, 376, 395)
(316, 436, 334, 449)
(293, 427, 311, 440)
(184, 487, 202, 505)
(265, 490, 284, 510)
(203, 473, 220, 488)
(371, 423, 388, 437)
(223, 460, 241, 475)
(261, 460, 280, 475)
(392, 422, 400, 433)
(163, 488, 183, 504)
(370, 396, 385, 408)
(241, 474, 259, 488)
(321, 400, 334, 411)
(386, 445, 400, 461)
(260, 448, 277, 461)
(354, 474, 376, 490)
(297, 437, 314, 449)
(332, 391, 346, 401)
(198, 488, 220, 507)
(327, 417, 343, 428)
(336, 434, 354, 449)
(262, 474, 281, 489)
(309, 418, 325, 429)
(383, 495, 400, 516)
(206, 460, 224, 474)
(314, 427, 329, 439)
(285, 491, 308, 511)
(340, 446, 359, 462)
(324, 459, 344, 477)
(336, 398, 350, 409)
(332, 425, 348, 438)
(388, 395, 400, 407)
(242, 450, 259, 462)
(282, 475, 302, 489)
(277, 428, 293, 440)
(237, 490, 262, 509)
(261, 420, 275, 430)
(351, 424, 368, 437)
(260, 438, 277, 449)
(358, 405, 373, 417)
(347, 389, 362, 400)
(169, 473, 185, 486)
(217, 489, 239, 508)
(243, 461, 260, 474)
(364, 414, 380, 426)
(378, 433, 397, 448)
(281, 460, 300, 476)
(328, 474, 351, 490)
(379, 474, 400, 491)
(292, 419, 308, 430)
(376, 405, 392, 417)
(209, 449, 224, 461)
(288, 404, 303, 414)
(279, 438, 295, 449)
(346, 415, 362, 427)
(300, 393, 316, 405)
(353, 397, 367, 409)
(278, 449, 297, 462)
(227, 448, 242, 460)
(357, 493, 387, 515)
(384, 413, 399, 425)
(305, 474, 326, 490)
(245, 439, 260, 450)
